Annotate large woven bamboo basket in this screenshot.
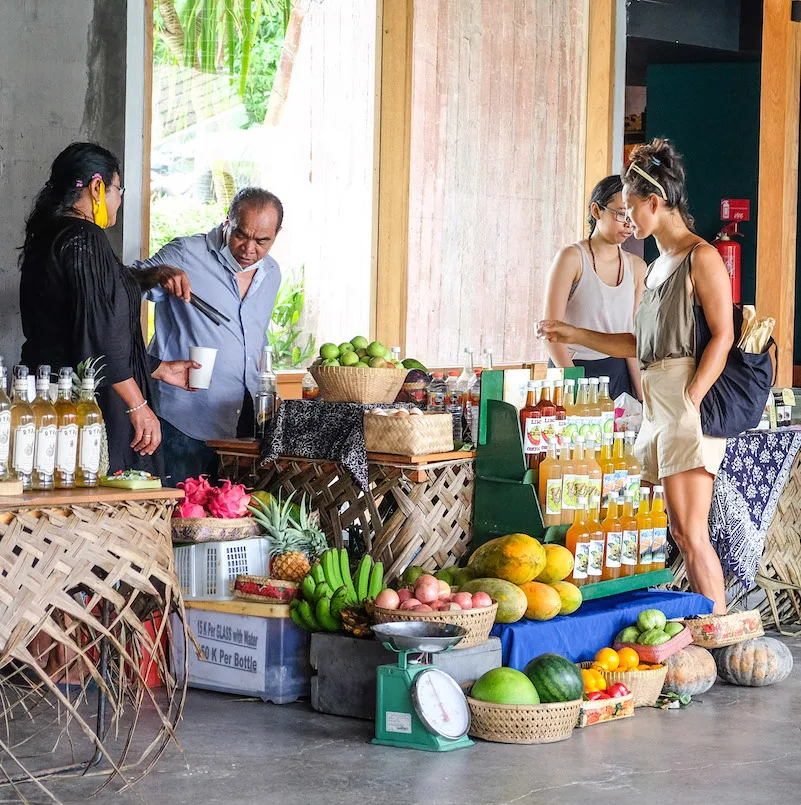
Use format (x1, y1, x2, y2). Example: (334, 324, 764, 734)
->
(310, 365, 406, 404)
(466, 696, 582, 744)
(372, 602, 497, 649)
(171, 516, 262, 544)
(580, 662, 668, 707)
(364, 411, 454, 456)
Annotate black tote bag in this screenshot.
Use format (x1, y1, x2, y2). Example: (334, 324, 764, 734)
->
(694, 303, 776, 438)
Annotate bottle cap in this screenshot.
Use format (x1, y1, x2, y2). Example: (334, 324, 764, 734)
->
(614, 431, 624, 438)
(554, 379, 563, 387)
(575, 435, 585, 444)
(578, 377, 588, 385)
(464, 347, 474, 354)
(448, 370, 458, 376)
(527, 380, 538, 390)
(589, 377, 599, 385)
(432, 372, 443, 378)
(653, 485, 663, 493)
(599, 375, 610, 383)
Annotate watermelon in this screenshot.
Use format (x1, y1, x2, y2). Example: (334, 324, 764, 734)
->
(471, 668, 540, 705)
(523, 653, 583, 703)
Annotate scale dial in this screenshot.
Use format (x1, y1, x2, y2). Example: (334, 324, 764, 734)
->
(410, 668, 471, 739)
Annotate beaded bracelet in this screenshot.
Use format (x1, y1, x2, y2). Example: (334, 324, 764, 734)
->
(125, 400, 148, 414)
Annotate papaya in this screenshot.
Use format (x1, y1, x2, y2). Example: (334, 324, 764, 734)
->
(467, 533, 547, 585)
(458, 578, 528, 623)
(548, 580, 582, 615)
(519, 581, 562, 621)
(535, 545, 575, 584)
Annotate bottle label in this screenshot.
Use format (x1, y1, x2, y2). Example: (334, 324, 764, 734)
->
(0, 410, 10, 463)
(447, 390, 462, 408)
(562, 474, 578, 510)
(589, 478, 602, 509)
(602, 472, 617, 506)
(523, 417, 541, 456)
(614, 469, 628, 495)
(427, 391, 446, 410)
(601, 410, 615, 435)
(12, 423, 36, 475)
(34, 424, 57, 475)
(621, 530, 638, 566)
(572, 543, 589, 580)
(56, 424, 79, 474)
(545, 479, 563, 516)
(79, 424, 102, 473)
(587, 538, 605, 577)
(554, 418, 567, 446)
(575, 473, 590, 502)
(541, 415, 556, 451)
(604, 532, 622, 568)
(652, 526, 667, 563)
(626, 474, 641, 505)
(638, 528, 653, 566)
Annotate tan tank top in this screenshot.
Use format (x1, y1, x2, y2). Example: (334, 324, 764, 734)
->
(635, 246, 698, 368)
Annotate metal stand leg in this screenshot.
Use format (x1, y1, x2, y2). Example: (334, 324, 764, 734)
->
(84, 599, 111, 771)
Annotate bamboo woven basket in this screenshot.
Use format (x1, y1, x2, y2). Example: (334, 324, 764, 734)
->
(680, 610, 764, 649)
(310, 365, 406, 404)
(171, 516, 262, 544)
(613, 626, 693, 664)
(372, 602, 497, 649)
(466, 696, 581, 744)
(233, 575, 299, 604)
(580, 662, 668, 707)
(364, 411, 454, 456)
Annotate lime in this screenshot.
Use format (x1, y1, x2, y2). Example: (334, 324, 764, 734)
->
(321, 358, 340, 367)
(369, 356, 387, 368)
(340, 350, 359, 366)
(367, 341, 386, 358)
(351, 335, 369, 351)
(320, 343, 339, 360)
(356, 348, 368, 358)
(338, 342, 355, 356)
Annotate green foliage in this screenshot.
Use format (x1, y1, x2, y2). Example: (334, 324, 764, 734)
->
(240, 21, 284, 125)
(268, 267, 316, 369)
(150, 195, 226, 254)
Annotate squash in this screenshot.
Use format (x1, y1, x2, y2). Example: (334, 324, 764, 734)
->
(467, 533, 546, 585)
(662, 645, 717, 697)
(713, 636, 793, 687)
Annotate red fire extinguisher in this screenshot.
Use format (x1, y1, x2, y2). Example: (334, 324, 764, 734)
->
(713, 222, 742, 305)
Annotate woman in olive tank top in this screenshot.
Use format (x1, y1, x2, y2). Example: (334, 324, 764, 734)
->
(538, 140, 733, 614)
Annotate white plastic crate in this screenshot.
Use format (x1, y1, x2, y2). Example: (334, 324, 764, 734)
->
(174, 538, 271, 600)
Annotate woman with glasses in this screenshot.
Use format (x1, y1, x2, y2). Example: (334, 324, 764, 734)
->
(18, 142, 196, 474)
(542, 175, 646, 400)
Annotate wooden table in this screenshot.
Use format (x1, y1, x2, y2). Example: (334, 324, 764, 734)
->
(0, 487, 187, 792)
(209, 439, 475, 583)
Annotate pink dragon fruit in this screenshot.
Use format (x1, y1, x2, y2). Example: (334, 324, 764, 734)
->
(175, 500, 207, 519)
(206, 480, 251, 519)
(177, 475, 213, 506)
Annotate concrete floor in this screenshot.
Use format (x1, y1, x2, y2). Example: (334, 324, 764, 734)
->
(8, 632, 801, 805)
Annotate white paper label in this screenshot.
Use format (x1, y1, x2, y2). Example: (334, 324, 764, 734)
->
(34, 424, 57, 475)
(12, 423, 35, 475)
(56, 424, 78, 473)
(572, 543, 589, 580)
(523, 416, 541, 455)
(604, 532, 622, 568)
(0, 410, 10, 463)
(652, 527, 667, 564)
(638, 528, 653, 566)
(79, 423, 102, 473)
(587, 538, 605, 577)
(386, 711, 413, 734)
(545, 479, 562, 516)
(621, 530, 638, 566)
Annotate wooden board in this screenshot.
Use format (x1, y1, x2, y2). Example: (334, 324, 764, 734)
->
(579, 569, 675, 602)
(0, 486, 183, 510)
(184, 599, 291, 619)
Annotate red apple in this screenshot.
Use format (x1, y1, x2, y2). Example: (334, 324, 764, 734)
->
(453, 592, 473, 610)
(471, 592, 493, 609)
(400, 598, 422, 610)
(397, 588, 413, 604)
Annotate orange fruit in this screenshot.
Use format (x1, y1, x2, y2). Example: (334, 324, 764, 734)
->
(636, 664, 652, 671)
(594, 647, 620, 671)
(617, 647, 640, 671)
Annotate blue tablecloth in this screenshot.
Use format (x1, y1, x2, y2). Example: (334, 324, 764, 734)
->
(490, 589, 713, 668)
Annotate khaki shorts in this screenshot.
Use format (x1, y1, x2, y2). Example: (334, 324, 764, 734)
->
(634, 357, 726, 483)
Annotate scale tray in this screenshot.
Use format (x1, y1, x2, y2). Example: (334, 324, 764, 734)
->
(371, 622, 466, 653)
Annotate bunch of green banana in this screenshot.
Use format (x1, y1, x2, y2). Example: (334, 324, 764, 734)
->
(354, 554, 385, 603)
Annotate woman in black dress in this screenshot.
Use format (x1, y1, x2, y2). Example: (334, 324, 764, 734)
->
(19, 143, 195, 474)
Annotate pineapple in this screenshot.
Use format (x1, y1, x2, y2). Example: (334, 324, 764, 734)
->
(289, 494, 328, 560)
(270, 531, 312, 582)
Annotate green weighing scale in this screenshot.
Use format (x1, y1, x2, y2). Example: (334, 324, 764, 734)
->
(371, 622, 474, 752)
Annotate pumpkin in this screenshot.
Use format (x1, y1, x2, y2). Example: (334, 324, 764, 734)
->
(467, 533, 546, 585)
(662, 645, 717, 697)
(713, 636, 793, 687)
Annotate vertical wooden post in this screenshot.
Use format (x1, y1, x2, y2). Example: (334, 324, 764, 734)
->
(373, 0, 414, 349)
(142, 0, 154, 259)
(756, 2, 801, 385)
(583, 0, 616, 229)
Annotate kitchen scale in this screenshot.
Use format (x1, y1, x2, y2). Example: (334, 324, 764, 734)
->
(371, 622, 473, 752)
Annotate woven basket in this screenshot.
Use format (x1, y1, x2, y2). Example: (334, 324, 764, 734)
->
(233, 575, 298, 604)
(680, 610, 764, 648)
(171, 516, 262, 544)
(364, 411, 454, 456)
(466, 696, 581, 744)
(310, 365, 406, 404)
(580, 662, 668, 707)
(613, 626, 693, 664)
(372, 602, 497, 649)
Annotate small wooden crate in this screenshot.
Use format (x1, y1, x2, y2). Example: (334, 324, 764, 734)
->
(576, 693, 635, 728)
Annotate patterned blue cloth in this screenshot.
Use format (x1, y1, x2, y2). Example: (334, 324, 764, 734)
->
(709, 428, 801, 588)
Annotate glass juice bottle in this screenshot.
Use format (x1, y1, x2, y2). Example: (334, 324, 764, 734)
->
(636, 487, 654, 574)
(563, 379, 576, 418)
(619, 491, 639, 576)
(31, 365, 57, 490)
(10, 366, 35, 490)
(601, 492, 623, 581)
(585, 496, 605, 583)
(559, 436, 576, 525)
(624, 431, 642, 505)
(54, 367, 78, 488)
(565, 496, 590, 587)
(613, 432, 628, 497)
(650, 485, 668, 570)
(0, 359, 11, 482)
(598, 375, 615, 437)
(585, 438, 603, 518)
(536, 384, 556, 456)
(552, 380, 567, 445)
(519, 381, 542, 471)
(572, 436, 589, 506)
(600, 433, 615, 518)
(575, 378, 590, 437)
(588, 377, 602, 444)
(76, 367, 103, 488)
(538, 438, 562, 526)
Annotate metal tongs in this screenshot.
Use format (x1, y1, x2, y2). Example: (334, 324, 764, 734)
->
(190, 293, 230, 326)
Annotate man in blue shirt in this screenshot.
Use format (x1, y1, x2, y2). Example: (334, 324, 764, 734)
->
(134, 187, 283, 483)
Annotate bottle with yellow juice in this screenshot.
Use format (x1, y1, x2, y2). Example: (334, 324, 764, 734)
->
(584, 495, 605, 583)
(565, 494, 590, 586)
(624, 431, 642, 505)
(538, 437, 563, 527)
(585, 437, 603, 518)
(650, 485, 668, 570)
(560, 436, 577, 525)
(636, 487, 654, 574)
(619, 491, 639, 576)
(601, 491, 623, 581)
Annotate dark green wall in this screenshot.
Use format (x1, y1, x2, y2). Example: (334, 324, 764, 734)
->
(645, 62, 760, 304)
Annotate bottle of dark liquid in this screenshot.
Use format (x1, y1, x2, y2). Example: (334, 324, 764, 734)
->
(535, 383, 556, 461)
(519, 381, 542, 470)
(255, 346, 279, 439)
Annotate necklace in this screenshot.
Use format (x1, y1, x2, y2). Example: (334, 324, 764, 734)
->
(587, 234, 623, 287)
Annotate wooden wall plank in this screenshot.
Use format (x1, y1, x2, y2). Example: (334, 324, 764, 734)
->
(755, 2, 801, 385)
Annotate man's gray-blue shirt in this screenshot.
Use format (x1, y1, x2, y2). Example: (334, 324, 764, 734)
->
(134, 224, 280, 441)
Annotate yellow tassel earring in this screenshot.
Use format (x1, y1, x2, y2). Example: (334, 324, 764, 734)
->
(93, 181, 109, 229)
